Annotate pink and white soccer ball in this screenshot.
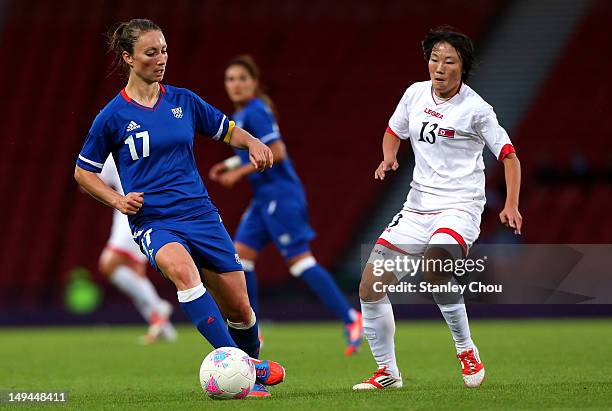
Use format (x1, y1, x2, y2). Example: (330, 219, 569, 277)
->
(199, 347, 256, 400)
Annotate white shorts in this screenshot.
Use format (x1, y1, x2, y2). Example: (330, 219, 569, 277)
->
(106, 210, 147, 263)
(368, 208, 480, 280)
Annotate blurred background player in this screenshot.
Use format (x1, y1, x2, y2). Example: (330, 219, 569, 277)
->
(353, 27, 522, 390)
(74, 19, 284, 397)
(98, 155, 177, 343)
(209, 55, 363, 356)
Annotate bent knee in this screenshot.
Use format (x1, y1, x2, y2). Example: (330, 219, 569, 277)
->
(359, 277, 375, 300)
(359, 265, 390, 301)
(226, 301, 254, 325)
(422, 269, 443, 285)
(423, 246, 455, 284)
(163, 261, 199, 289)
(98, 249, 120, 276)
(98, 257, 113, 277)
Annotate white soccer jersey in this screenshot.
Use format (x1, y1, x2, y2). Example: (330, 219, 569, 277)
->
(99, 156, 145, 261)
(387, 81, 515, 220)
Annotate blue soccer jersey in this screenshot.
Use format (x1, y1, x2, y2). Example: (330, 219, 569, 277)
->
(77, 85, 234, 228)
(232, 97, 315, 257)
(232, 98, 304, 201)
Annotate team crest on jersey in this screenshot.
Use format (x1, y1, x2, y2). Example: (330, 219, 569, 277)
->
(438, 128, 455, 138)
(171, 107, 183, 119)
(126, 121, 141, 132)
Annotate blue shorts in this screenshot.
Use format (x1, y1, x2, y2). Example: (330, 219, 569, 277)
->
(234, 198, 316, 258)
(133, 211, 243, 274)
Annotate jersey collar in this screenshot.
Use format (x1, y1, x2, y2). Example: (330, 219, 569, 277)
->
(120, 84, 166, 111)
(430, 82, 462, 106)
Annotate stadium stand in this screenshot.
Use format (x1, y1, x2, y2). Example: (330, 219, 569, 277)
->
(510, 0, 612, 244)
(0, 0, 506, 310)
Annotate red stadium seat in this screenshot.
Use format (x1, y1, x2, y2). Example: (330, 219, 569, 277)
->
(0, 0, 507, 309)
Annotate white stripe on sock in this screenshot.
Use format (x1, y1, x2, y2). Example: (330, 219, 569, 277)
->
(177, 283, 206, 303)
(227, 308, 257, 330)
(289, 256, 316, 277)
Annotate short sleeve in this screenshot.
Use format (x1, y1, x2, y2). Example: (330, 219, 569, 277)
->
(387, 86, 412, 140)
(473, 108, 515, 161)
(191, 91, 235, 143)
(246, 104, 281, 145)
(76, 112, 113, 172)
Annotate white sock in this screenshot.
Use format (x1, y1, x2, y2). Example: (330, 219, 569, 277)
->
(437, 303, 474, 353)
(109, 266, 161, 320)
(361, 296, 400, 378)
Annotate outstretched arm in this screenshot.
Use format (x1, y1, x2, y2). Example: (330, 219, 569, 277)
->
(209, 140, 286, 188)
(499, 153, 522, 235)
(227, 126, 273, 171)
(74, 166, 143, 215)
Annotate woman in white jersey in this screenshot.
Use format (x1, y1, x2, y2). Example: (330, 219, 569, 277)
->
(98, 156, 177, 343)
(353, 26, 522, 390)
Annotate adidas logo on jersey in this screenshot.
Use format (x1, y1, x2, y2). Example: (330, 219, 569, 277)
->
(171, 107, 183, 119)
(126, 121, 141, 132)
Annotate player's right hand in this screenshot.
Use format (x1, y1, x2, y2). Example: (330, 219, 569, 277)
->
(248, 139, 273, 171)
(114, 192, 144, 215)
(375, 159, 399, 180)
(208, 162, 227, 181)
(499, 206, 523, 235)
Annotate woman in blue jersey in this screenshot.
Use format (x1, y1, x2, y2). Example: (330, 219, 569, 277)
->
(209, 55, 363, 355)
(74, 19, 283, 397)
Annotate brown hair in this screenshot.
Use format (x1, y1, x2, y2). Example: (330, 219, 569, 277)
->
(107, 19, 161, 76)
(226, 55, 277, 117)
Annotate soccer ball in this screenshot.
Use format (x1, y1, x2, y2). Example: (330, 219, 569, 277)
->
(199, 347, 256, 400)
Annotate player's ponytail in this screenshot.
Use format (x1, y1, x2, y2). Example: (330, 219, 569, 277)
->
(107, 19, 161, 77)
(226, 55, 278, 118)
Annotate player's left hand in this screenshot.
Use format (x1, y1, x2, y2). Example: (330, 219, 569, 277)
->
(218, 170, 242, 189)
(499, 206, 522, 235)
(375, 159, 399, 180)
(247, 139, 273, 171)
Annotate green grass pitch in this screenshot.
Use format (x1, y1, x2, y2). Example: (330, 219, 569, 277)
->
(1, 319, 611, 410)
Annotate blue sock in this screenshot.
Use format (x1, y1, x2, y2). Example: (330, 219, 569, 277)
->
(228, 315, 260, 359)
(244, 269, 259, 316)
(299, 263, 354, 324)
(178, 285, 237, 349)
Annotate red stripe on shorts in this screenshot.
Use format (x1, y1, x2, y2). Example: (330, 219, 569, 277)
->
(375, 238, 409, 255)
(430, 228, 467, 257)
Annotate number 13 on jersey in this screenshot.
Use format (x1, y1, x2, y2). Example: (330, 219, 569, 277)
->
(124, 131, 150, 160)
